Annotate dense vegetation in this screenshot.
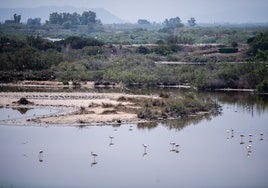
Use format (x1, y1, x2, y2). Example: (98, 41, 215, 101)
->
(0, 11, 267, 92)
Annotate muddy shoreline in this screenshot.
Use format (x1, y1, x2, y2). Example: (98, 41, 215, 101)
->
(0, 91, 159, 126)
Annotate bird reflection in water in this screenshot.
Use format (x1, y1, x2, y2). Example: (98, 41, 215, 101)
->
(142, 144, 148, 157)
(109, 136, 114, 146)
(91, 161, 98, 167)
(91, 152, 98, 167)
(246, 144, 252, 157)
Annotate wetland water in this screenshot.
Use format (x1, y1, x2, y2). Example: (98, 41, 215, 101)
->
(0, 91, 268, 188)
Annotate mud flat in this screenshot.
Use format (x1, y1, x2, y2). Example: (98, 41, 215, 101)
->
(0, 92, 159, 126)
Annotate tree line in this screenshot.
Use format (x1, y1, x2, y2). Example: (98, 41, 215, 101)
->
(0, 32, 267, 92)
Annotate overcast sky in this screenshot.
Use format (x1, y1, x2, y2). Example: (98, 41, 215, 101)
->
(0, 0, 267, 23)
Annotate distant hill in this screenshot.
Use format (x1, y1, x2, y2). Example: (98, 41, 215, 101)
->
(0, 6, 124, 24)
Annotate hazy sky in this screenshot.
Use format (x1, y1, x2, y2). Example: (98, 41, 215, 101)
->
(0, 0, 267, 23)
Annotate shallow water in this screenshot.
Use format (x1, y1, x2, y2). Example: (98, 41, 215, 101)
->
(0, 92, 268, 188)
(0, 107, 58, 121)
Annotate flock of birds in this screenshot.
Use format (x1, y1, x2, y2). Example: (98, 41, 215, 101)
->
(226, 129, 265, 157)
(89, 137, 181, 167)
(36, 124, 181, 167)
(36, 127, 265, 165)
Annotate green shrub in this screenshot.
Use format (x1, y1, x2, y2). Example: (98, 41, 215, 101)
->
(218, 48, 238, 53)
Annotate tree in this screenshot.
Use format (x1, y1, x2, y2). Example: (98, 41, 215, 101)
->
(164, 17, 184, 28)
(49, 12, 62, 24)
(27, 18, 41, 26)
(80, 11, 97, 25)
(13, 14, 21, 23)
(5, 13, 21, 24)
(138, 19, 151, 25)
(188, 17, 196, 27)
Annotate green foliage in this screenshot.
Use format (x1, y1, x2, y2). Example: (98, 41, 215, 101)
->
(247, 32, 268, 56)
(27, 18, 41, 26)
(58, 36, 104, 49)
(138, 19, 151, 25)
(188, 17, 196, 27)
(26, 35, 59, 51)
(82, 46, 101, 56)
(218, 48, 238, 53)
(49, 11, 100, 26)
(256, 79, 268, 93)
(136, 45, 150, 54)
(163, 17, 184, 28)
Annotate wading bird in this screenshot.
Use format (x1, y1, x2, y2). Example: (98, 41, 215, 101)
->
(248, 134, 253, 143)
(240, 134, 245, 144)
(260, 133, 264, 141)
(38, 150, 44, 162)
(91, 152, 98, 159)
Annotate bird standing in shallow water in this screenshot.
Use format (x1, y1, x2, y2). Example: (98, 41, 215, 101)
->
(240, 134, 245, 144)
(248, 134, 253, 143)
(260, 133, 264, 141)
(91, 152, 98, 158)
(38, 150, 44, 162)
(142, 144, 148, 157)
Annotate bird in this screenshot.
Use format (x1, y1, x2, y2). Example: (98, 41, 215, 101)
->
(170, 142, 175, 146)
(143, 144, 148, 149)
(38, 150, 44, 162)
(91, 152, 98, 158)
(231, 129, 234, 138)
(248, 134, 253, 143)
(240, 134, 245, 144)
(260, 133, 264, 141)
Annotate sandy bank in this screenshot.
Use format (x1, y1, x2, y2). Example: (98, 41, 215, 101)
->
(0, 92, 159, 126)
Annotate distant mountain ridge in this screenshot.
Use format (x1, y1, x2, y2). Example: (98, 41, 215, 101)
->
(0, 6, 124, 24)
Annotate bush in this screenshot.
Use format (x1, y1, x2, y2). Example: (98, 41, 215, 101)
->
(256, 80, 268, 93)
(218, 48, 238, 53)
(136, 45, 150, 54)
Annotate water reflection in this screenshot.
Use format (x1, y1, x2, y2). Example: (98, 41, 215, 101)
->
(142, 144, 148, 157)
(1, 90, 268, 187)
(12, 107, 31, 114)
(91, 152, 98, 167)
(212, 91, 268, 116)
(109, 136, 115, 146)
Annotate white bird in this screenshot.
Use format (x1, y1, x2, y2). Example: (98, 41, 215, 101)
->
(143, 144, 147, 149)
(109, 136, 114, 140)
(91, 152, 98, 158)
(39, 150, 43, 154)
(175, 144, 180, 148)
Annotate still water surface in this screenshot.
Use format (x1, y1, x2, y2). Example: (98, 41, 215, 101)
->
(0, 92, 268, 188)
